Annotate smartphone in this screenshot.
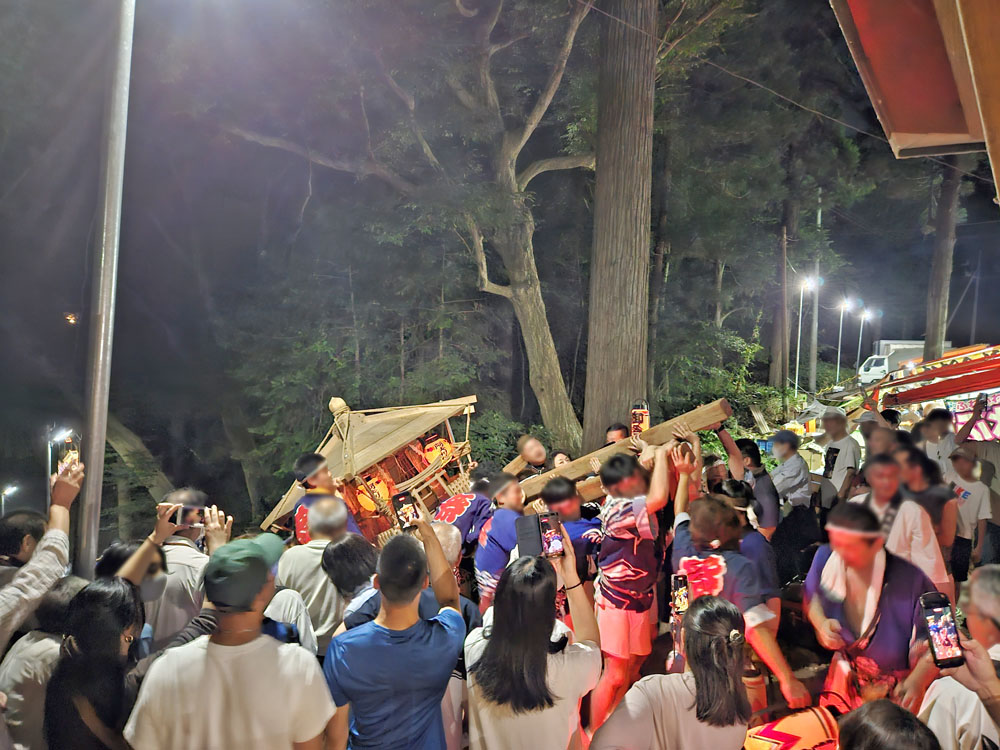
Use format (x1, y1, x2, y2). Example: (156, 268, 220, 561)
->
(56, 434, 81, 474)
(537, 512, 564, 557)
(630, 400, 650, 436)
(514, 512, 563, 558)
(173, 506, 205, 528)
(392, 492, 420, 530)
(919, 592, 964, 669)
(671, 573, 690, 614)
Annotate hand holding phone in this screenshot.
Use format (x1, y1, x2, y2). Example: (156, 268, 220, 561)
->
(392, 492, 421, 530)
(920, 592, 964, 668)
(671, 574, 690, 614)
(538, 512, 564, 557)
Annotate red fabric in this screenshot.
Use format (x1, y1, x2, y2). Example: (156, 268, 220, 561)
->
(874, 354, 1000, 404)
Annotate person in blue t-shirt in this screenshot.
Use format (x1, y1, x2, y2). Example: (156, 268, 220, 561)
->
(473, 473, 525, 613)
(325, 510, 465, 750)
(434, 467, 494, 554)
(540, 476, 602, 586)
(671, 470, 810, 711)
(715, 479, 782, 632)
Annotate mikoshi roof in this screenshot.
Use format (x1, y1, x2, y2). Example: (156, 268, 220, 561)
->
(260, 395, 476, 529)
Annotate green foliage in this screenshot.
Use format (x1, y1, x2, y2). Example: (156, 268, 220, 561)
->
(468, 411, 556, 469)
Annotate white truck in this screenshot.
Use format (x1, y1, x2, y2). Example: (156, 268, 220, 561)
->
(857, 339, 949, 384)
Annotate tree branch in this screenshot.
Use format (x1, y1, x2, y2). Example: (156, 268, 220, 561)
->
(455, 0, 478, 17)
(517, 153, 595, 191)
(376, 53, 444, 172)
(221, 124, 416, 195)
(504, 0, 592, 161)
(657, 2, 724, 63)
(456, 220, 512, 298)
(488, 12, 569, 56)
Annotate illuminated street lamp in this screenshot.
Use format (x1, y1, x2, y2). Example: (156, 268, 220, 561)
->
(794, 277, 815, 397)
(836, 298, 853, 383)
(855, 309, 873, 373)
(1, 485, 18, 516)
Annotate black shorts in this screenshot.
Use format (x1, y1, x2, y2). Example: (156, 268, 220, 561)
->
(951, 536, 973, 582)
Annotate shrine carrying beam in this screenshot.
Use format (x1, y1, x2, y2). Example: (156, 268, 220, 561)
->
(519, 398, 733, 501)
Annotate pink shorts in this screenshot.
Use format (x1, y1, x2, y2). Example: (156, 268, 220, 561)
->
(595, 593, 653, 659)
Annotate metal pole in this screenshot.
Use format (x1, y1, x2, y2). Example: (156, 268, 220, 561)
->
(836, 306, 845, 383)
(970, 249, 981, 346)
(76, 0, 136, 578)
(45, 432, 52, 509)
(809, 190, 821, 392)
(855, 316, 866, 372)
(780, 227, 789, 420)
(794, 286, 804, 397)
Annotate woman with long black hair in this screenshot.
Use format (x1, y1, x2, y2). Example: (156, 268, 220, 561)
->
(592, 596, 751, 750)
(44, 577, 143, 750)
(465, 527, 602, 750)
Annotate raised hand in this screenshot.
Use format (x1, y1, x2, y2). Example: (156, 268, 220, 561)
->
(204, 505, 234, 555)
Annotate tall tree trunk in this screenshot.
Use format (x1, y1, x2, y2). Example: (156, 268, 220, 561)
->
(347, 265, 363, 402)
(219, 399, 266, 521)
(493, 216, 582, 450)
(713, 259, 725, 328)
(105, 414, 175, 501)
(924, 156, 962, 361)
(648, 136, 671, 402)
(769, 150, 801, 387)
(582, 0, 655, 451)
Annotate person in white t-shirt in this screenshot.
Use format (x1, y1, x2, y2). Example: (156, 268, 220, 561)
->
(124, 534, 334, 749)
(925, 408, 959, 479)
(920, 565, 1000, 750)
(465, 533, 601, 750)
(946, 447, 992, 602)
(820, 407, 861, 514)
(275, 498, 349, 656)
(850, 455, 949, 595)
(592, 595, 750, 750)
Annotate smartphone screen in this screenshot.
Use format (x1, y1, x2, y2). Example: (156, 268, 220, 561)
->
(671, 574, 690, 614)
(538, 512, 564, 557)
(392, 492, 420, 529)
(56, 435, 81, 474)
(174, 506, 205, 528)
(921, 593, 964, 668)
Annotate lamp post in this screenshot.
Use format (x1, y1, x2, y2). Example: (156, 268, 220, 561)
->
(836, 298, 852, 383)
(1, 485, 17, 517)
(855, 309, 872, 373)
(794, 278, 815, 398)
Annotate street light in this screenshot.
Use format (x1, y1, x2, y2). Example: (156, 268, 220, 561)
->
(855, 309, 872, 373)
(1, 485, 18, 516)
(794, 277, 815, 397)
(836, 298, 853, 383)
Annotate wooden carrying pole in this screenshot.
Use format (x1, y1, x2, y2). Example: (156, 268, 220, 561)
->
(519, 398, 732, 501)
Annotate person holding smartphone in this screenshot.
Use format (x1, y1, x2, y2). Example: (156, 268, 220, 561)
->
(465, 530, 601, 750)
(920, 565, 1000, 750)
(474, 473, 526, 613)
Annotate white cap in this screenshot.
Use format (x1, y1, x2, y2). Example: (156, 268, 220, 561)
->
(821, 406, 847, 420)
(857, 411, 880, 423)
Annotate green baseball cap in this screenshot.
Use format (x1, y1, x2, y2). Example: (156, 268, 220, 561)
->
(203, 534, 285, 613)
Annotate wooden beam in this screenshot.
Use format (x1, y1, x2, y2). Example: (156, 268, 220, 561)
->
(519, 398, 732, 500)
(932, 0, 985, 141)
(956, 0, 1000, 197)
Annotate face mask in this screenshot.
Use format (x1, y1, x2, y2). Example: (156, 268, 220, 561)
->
(140, 573, 168, 602)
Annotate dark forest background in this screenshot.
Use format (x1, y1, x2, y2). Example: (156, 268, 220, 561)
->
(0, 0, 997, 538)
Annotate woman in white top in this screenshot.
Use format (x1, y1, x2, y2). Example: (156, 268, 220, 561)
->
(465, 525, 601, 750)
(592, 595, 750, 750)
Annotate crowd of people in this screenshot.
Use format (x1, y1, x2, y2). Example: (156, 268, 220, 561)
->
(2, 395, 1000, 749)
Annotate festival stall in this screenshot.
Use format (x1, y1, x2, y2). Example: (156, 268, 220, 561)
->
(260, 395, 477, 545)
